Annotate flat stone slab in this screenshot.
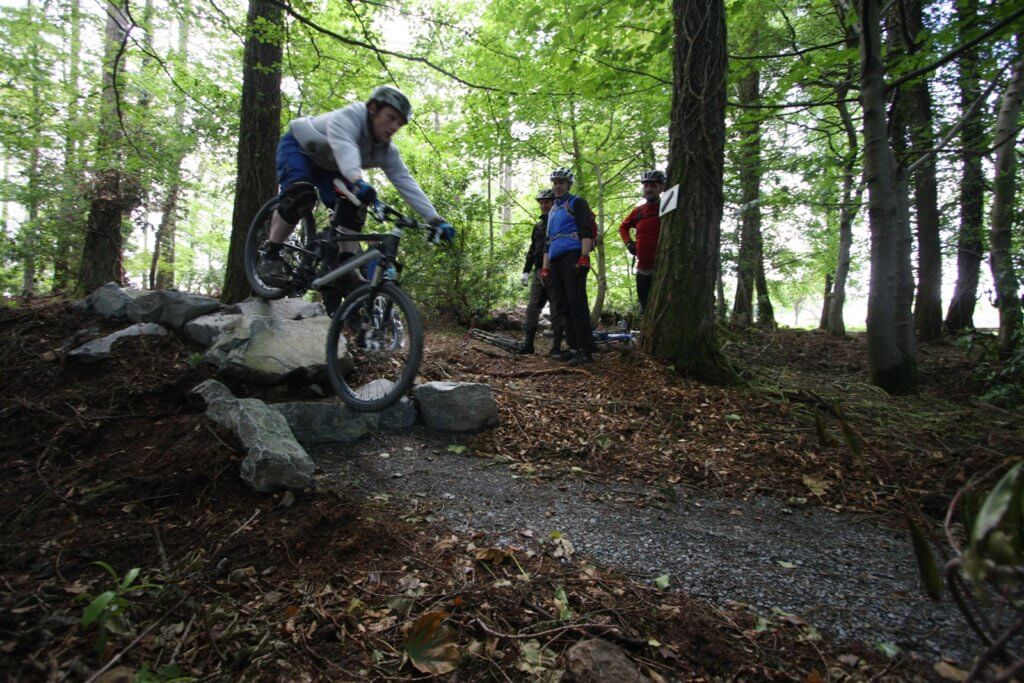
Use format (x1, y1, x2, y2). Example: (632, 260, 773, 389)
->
(127, 290, 222, 330)
(230, 297, 326, 320)
(73, 282, 146, 319)
(68, 323, 169, 362)
(412, 381, 499, 432)
(270, 401, 379, 445)
(184, 312, 242, 348)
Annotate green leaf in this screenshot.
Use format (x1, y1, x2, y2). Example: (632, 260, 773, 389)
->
(973, 463, 1023, 542)
(906, 517, 942, 601)
(654, 574, 670, 589)
(447, 444, 466, 454)
(92, 560, 119, 581)
(403, 610, 460, 675)
(120, 567, 141, 592)
(82, 591, 116, 627)
(553, 586, 573, 621)
(875, 641, 900, 658)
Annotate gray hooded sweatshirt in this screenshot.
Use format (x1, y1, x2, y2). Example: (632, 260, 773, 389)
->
(288, 102, 440, 222)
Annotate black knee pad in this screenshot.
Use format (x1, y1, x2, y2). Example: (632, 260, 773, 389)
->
(278, 182, 318, 223)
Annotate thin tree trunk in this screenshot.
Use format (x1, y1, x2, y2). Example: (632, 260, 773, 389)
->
(52, 0, 82, 293)
(22, 0, 44, 296)
(150, 2, 189, 290)
(221, 0, 283, 303)
(860, 0, 918, 393)
(77, 0, 137, 296)
(716, 252, 728, 324)
(486, 157, 493, 257)
(819, 273, 832, 329)
(731, 67, 760, 328)
(590, 164, 607, 325)
(828, 82, 862, 337)
(946, 0, 986, 333)
(903, 0, 943, 341)
(640, 0, 735, 384)
(988, 34, 1024, 356)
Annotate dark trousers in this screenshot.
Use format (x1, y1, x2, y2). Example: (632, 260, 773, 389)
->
(548, 251, 594, 352)
(524, 271, 564, 345)
(637, 271, 653, 312)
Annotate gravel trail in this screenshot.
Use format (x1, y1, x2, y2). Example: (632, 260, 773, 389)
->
(316, 430, 967, 663)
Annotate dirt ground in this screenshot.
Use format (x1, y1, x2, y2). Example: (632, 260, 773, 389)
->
(3, 297, 1015, 680)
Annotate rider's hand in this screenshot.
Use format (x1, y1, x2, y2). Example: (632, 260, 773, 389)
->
(576, 254, 590, 276)
(428, 219, 456, 245)
(520, 272, 530, 287)
(539, 267, 551, 287)
(354, 179, 377, 206)
(626, 240, 637, 256)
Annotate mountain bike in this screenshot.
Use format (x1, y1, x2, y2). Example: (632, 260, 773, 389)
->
(244, 180, 440, 412)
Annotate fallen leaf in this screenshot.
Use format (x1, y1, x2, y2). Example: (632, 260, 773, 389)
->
(447, 444, 466, 454)
(654, 574, 671, 589)
(474, 548, 510, 564)
(802, 474, 831, 497)
(933, 661, 968, 681)
(403, 611, 460, 675)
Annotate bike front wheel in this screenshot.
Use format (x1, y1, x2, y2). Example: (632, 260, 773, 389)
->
(326, 282, 424, 412)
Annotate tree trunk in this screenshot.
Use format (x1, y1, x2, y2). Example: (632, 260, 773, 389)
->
(903, 0, 943, 341)
(716, 253, 728, 324)
(731, 67, 760, 329)
(21, 0, 44, 296)
(150, 2, 189, 290)
(221, 0, 283, 304)
(640, 0, 734, 385)
(52, 0, 82, 293)
(590, 164, 607, 325)
(77, 0, 137, 296)
(859, 0, 918, 393)
(819, 273, 832, 329)
(988, 35, 1024, 356)
(827, 82, 862, 338)
(945, 0, 986, 333)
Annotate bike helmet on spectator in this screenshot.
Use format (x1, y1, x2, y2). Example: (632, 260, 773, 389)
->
(536, 189, 555, 200)
(368, 86, 413, 123)
(640, 170, 667, 184)
(549, 167, 574, 183)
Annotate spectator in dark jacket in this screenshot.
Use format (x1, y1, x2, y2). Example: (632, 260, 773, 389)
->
(518, 190, 563, 354)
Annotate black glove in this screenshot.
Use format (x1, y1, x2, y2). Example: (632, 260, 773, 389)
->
(626, 240, 637, 256)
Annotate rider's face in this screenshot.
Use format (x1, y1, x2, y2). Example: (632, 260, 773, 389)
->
(551, 179, 571, 197)
(641, 181, 662, 202)
(369, 103, 406, 143)
(538, 198, 554, 213)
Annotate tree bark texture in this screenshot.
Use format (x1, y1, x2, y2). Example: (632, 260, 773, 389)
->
(77, 0, 138, 296)
(221, 0, 283, 303)
(732, 68, 760, 328)
(945, 0, 986, 333)
(860, 0, 919, 393)
(52, 0, 82, 293)
(819, 273, 832, 330)
(640, 0, 734, 385)
(988, 35, 1024, 356)
(591, 164, 607, 326)
(827, 81, 862, 338)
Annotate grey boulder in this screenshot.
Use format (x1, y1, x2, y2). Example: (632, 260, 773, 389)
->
(356, 379, 417, 430)
(565, 639, 651, 683)
(127, 290, 222, 330)
(270, 401, 378, 445)
(187, 378, 236, 408)
(203, 315, 350, 386)
(68, 323, 169, 362)
(73, 282, 144, 319)
(184, 312, 242, 347)
(230, 296, 325, 320)
(411, 381, 499, 433)
(204, 392, 314, 492)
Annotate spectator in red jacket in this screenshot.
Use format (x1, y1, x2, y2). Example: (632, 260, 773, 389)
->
(618, 170, 666, 312)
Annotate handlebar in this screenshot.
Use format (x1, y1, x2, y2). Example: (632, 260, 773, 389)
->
(331, 178, 430, 232)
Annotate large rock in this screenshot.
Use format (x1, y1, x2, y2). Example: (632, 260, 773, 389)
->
(565, 639, 651, 683)
(127, 290, 221, 330)
(203, 315, 350, 386)
(187, 378, 236, 409)
(230, 297, 325, 320)
(270, 401, 378, 445)
(184, 312, 242, 347)
(412, 381, 499, 433)
(68, 323, 169, 362)
(72, 282, 144, 319)
(204, 392, 314, 492)
(356, 379, 417, 430)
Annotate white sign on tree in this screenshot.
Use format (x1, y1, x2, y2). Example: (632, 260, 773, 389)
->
(659, 184, 679, 217)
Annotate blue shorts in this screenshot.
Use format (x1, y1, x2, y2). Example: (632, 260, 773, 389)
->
(275, 131, 344, 209)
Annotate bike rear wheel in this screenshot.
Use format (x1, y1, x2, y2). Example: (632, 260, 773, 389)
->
(326, 282, 424, 412)
(244, 198, 315, 299)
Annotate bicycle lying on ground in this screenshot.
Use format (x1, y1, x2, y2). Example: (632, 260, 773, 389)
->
(244, 180, 443, 412)
(466, 327, 639, 353)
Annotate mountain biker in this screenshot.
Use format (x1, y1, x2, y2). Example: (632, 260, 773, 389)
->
(618, 170, 666, 312)
(518, 189, 564, 355)
(258, 86, 455, 290)
(540, 167, 597, 367)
